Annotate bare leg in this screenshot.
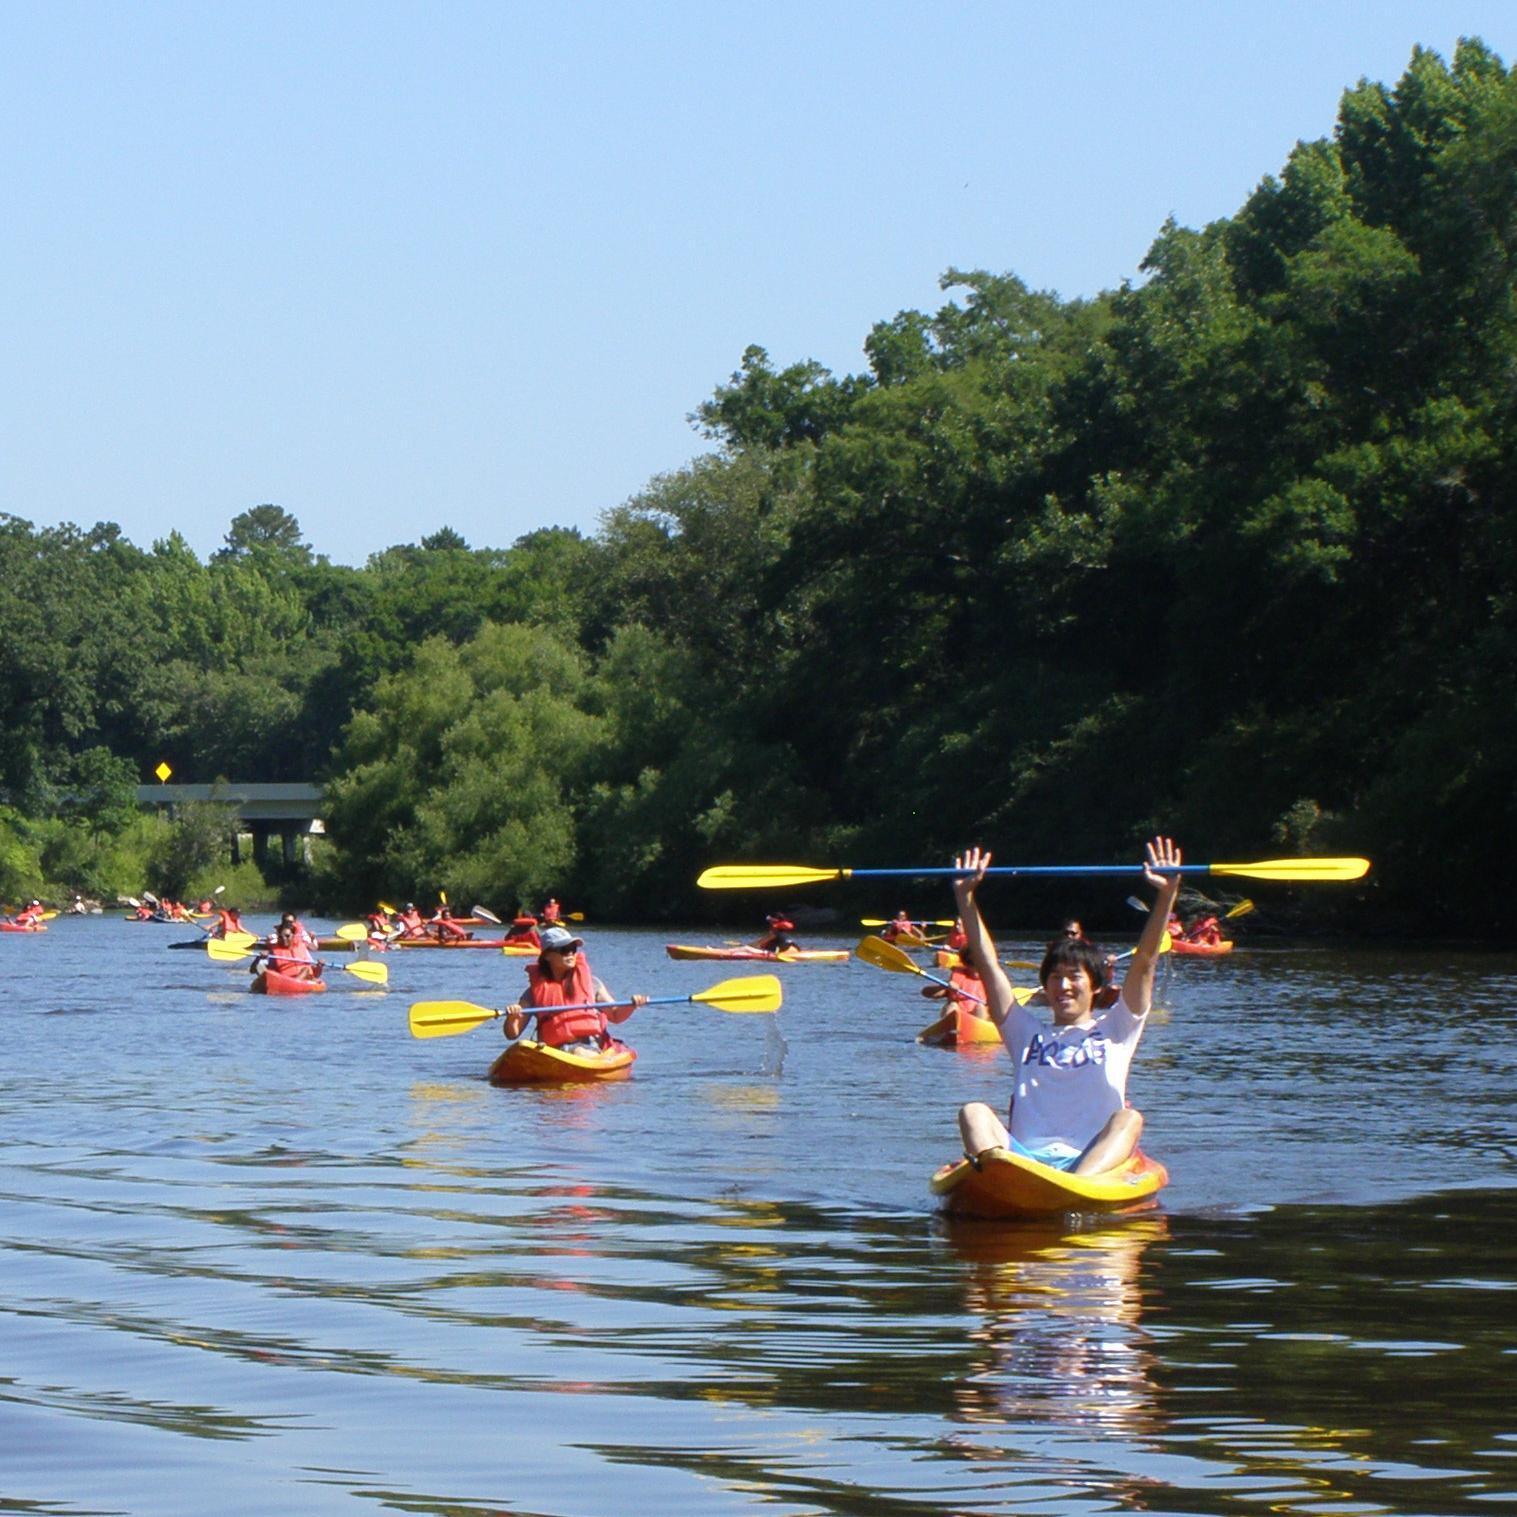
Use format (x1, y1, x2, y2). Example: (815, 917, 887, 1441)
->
(958, 1101, 1009, 1159)
(1074, 1107, 1143, 1175)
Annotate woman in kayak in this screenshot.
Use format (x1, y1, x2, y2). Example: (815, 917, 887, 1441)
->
(395, 903, 428, 939)
(427, 904, 470, 942)
(255, 924, 322, 982)
(210, 904, 244, 939)
(501, 926, 646, 1052)
(881, 909, 918, 943)
(753, 913, 798, 953)
(504, 913, 542, 949)
(951, 835, 1180, 1176)
(540, 898, 563, 924)
(921, 946, 989, 1021)
(1186, 912, 1222, 945)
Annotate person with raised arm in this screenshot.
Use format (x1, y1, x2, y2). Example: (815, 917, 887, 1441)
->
(951, 836, 1181, 1177)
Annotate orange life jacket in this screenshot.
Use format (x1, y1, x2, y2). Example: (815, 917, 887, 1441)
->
(525, 957, 603, 1046)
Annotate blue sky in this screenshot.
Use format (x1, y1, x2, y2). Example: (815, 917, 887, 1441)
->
(3, 2, 1514, 565)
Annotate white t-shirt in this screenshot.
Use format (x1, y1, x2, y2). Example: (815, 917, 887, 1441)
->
(1001, 1000, 1146, 1151)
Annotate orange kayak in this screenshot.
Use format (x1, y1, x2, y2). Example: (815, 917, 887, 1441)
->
(931, 1147, 1168, 1219)
(917, 1004, 1002, 1047)
(1169, 938, 1234, 957)
(664, 944, 849, 963)
(487, 1038, 636, 1085)
(251, 967, 328, 996)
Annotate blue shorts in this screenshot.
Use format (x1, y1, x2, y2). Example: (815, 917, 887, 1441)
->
(1008, 1135, 1083, 1171)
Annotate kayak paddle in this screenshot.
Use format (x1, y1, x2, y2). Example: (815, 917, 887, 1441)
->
(856, 936, 1041, 1007)
(471, 904, 502, 924)
(860, 918, 956, 928)
(856, 935, 989, 1003)
(335, 923, 372, 941)
(701, 856, 1371, 889)
(205, 938, 389, 984)
(408, 973, 783, 1039)
(1225, 898, 1256, 919)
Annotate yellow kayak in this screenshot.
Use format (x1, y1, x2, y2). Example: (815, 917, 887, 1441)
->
(487, 1038, 636, 1085)
(930, 1146, 1168, 1219)
(917, 1004, 1003, 1047)
(664, 944, 849, 963)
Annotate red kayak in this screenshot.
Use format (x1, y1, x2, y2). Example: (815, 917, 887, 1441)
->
(0, 921, 47, 933)
(251, 967, 328, 995)
(391, 936, 522, 950)
(1169, 938, 1235, 957)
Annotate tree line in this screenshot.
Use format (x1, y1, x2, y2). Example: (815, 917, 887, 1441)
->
(2, 41, 1514, 933)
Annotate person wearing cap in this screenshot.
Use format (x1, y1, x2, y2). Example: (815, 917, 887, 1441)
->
(13, 899, 46, 928)
(501, 927, 646, 1052)
(753, 913, 798, 954)
(395, 903, 428, 939)
(540, 898, 563, 924)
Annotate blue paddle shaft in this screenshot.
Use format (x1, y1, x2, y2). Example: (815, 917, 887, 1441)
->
(850, 865, 1184, 879)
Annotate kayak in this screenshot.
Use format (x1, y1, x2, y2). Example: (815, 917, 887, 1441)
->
(664, 944, 850, 963)
(0, 920, 47, 933)
(917, 1004, 1002, 1047)
(391, 936, 525, 950)
(1170, 938, 1234, 957)
(250, 967, 328, 996)
(487, 1038, 636, 1085)
(930, 1147, 1169, 1219)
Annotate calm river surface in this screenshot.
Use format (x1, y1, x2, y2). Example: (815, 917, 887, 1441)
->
(2, 916, 1513, 1515)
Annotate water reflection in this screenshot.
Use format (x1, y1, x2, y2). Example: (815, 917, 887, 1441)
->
(944, 1216, 1167, 1436)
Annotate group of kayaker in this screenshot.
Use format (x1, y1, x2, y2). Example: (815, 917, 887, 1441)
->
(488, 836, 1181, 1190)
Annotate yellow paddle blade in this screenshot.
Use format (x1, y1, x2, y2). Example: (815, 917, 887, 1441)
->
(1210, 857, 1370, 881)
(567, 912, 586, 921)
(1159, 931, 1173, 955)
(1225, 898, 1256, 919)
(698, 864, 844, 890)
(335, 923, 370, 941)
(221, 930, 258, 950)
(342, 959, 389, 985)
(692, 974, 783, 1013)
(206, 938, 253, 961)
(378, 901, 396, 915)
(409, 999, 500, 1038)
(855, 936, 925, 975)
(439, 890, 448, 906)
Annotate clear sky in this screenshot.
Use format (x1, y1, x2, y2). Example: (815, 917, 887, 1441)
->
(4, 2, 1514, 565)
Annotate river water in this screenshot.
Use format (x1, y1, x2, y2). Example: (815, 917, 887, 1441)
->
(1, 917, 1513, 1515)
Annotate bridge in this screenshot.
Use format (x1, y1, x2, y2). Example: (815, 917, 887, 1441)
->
(136, 783, 324, 867)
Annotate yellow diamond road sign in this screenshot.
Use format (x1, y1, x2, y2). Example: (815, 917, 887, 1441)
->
(154, 761, 173, 783)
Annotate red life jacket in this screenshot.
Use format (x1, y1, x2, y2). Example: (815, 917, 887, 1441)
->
(947, 967, 984, 1006)
(525, 957, 604, 1046)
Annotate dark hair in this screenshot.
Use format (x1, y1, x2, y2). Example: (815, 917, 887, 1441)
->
(1038, 936, 1109, 991)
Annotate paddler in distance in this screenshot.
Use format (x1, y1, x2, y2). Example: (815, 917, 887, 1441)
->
(502, 926, 646, 1052)
(753, 913, 799, 954)
(951, 835, 1180, 1176)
